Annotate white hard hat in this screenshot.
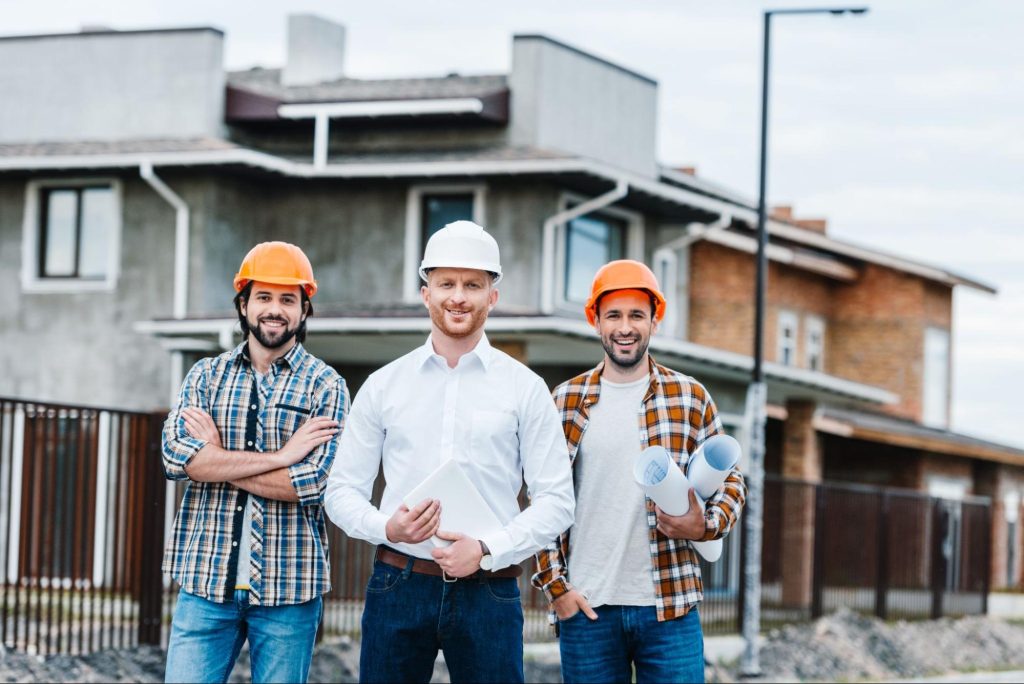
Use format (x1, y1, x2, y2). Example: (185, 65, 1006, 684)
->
(419, 220, 503, 284)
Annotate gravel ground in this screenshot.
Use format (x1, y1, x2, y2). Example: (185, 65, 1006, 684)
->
(2, 609, 1024, 683)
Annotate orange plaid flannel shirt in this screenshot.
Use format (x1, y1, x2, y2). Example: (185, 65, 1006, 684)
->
(531, 355, 746, 622)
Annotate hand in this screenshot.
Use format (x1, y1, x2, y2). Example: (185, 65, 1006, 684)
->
(552, 589, 598, 621)
(655, 488, 707, 541)
(181, 407, 222, 448)
(275, 416, 340, 466)
(385, 499, 440, 544)
(431, 531, 482, 578)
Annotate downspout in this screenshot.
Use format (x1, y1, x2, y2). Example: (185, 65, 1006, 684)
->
(140, 161, 190, 319)
(540, 180, 629, 314)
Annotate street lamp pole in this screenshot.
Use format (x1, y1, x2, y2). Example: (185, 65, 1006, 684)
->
(741, 6, 868, 677)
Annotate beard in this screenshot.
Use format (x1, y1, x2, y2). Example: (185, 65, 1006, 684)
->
(248, 314, 300, 349)
(601, 332, 651, 372)
(427, 301, 489, 339)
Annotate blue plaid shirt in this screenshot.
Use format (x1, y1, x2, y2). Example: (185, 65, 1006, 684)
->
(162, 342, 347, 606)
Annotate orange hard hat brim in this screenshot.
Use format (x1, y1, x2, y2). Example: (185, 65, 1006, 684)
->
(233, 275, 318, 297)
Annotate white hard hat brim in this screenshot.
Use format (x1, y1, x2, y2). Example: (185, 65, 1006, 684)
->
(419, 261, 503, 284)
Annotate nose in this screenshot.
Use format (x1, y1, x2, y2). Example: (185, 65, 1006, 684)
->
(449, 284, 469, 304)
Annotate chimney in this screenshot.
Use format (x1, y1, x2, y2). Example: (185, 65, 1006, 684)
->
(771, 205, 793, 220)
(282, 14, 346, 86)
(794, 218, 828, 234)
(677, 166, 697, 176)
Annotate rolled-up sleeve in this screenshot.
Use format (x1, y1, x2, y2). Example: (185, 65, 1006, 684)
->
(161, 360, 211, 481)
(288, 374, 349, 507)
(695, 394, 747, 541)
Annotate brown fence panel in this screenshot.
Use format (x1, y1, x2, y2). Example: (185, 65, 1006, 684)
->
(0, 398, 166, 656)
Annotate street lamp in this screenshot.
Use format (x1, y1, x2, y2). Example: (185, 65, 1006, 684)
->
(741, 6, 868, 677)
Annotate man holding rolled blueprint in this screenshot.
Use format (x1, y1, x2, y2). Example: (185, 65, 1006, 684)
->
(324, 221, 574, 684)
(532, 260, 746, 684)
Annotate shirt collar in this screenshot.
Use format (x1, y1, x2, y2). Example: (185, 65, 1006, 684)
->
(416, 332, 493, 372)
(232, 340, 307, 370)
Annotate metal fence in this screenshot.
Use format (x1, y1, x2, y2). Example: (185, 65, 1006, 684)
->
(0, 398, 165, 656)
(0, 397, 994, 656)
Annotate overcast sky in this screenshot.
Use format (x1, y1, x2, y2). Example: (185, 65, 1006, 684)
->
(7, 0, 1023, 448)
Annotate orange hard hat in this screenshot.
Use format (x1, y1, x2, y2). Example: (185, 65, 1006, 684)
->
(584, 259, 666, 326)
(233, 241, 318, 297)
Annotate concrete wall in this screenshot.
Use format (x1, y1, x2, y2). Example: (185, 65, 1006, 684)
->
(509, 35, 658, 178)
(0, 173, 177, 409)
(0, 28, 224, 142)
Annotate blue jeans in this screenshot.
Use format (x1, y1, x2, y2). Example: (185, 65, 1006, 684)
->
(359, 555, 525, 683)
(164, 589, 322, 684)
(558, 604, 704, 684)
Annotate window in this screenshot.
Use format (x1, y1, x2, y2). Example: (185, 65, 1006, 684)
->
(564, 213, 626, 303)
(805, 315, 825, 372)
(923, 327, 951, 428)
(403, 184, 485, 301)
(776, 310, 798, 366)
(22, 179, 122, 292)
(1006, 491, 1020, 586)
(421, 194, 474, 251)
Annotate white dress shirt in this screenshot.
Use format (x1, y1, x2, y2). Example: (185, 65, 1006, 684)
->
(324, 334, 575, 570)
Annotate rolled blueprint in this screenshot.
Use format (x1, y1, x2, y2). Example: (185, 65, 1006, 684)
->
(633, 434, 742, 562)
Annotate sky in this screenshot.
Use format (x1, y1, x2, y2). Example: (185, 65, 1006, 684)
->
(5, 0, 1023, 448)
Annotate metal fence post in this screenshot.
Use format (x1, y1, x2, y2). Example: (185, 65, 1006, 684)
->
(874, 492, 890, 620)
(137, 412, 167, 646)
(811, 483, 825, 619)
(930, 499, 947, 620)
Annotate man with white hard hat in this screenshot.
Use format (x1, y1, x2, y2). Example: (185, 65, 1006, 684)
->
(325, 221, 575, 683)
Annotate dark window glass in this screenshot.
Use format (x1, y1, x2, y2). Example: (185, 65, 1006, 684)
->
(421, 193, 474, 257)
(40, 185, 115, 279)
(565, 213, 625, 303)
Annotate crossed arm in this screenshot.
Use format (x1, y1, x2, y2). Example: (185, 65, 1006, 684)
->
(181, 407, 339, 502)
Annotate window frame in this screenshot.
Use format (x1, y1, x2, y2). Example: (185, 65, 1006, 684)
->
(403, 183, 486, 302)
(805, 314, 826, 372)
(22, 177, 122, 293)
(776, 309, 799, 367)
(922, 326, 951, 428)
(554, 191, 644, 315)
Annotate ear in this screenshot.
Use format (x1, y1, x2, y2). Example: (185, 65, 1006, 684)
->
(487, 286, 499, 311)
(651, 316, 659, 336)
(239, 297, 248, 317)
(420, 285, 430, 309)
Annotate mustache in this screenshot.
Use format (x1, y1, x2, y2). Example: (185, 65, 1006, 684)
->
(258, 316, 288, 324)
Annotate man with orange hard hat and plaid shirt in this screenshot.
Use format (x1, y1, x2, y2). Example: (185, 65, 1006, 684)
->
(533, 259, 746, 684)
(161, 242, 347, 684)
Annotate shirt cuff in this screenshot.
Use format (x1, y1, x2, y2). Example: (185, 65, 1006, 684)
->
(480, 529, 515, 570)
(287, 460, 323, 506)
(162, 436, 207, 480)
(365, 509, 392, 547)
(542, 576, 571, 603)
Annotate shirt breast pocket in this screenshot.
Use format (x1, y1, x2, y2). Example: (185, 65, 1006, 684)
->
(470, 408, 519, 463)
(267, 401, 312, 448)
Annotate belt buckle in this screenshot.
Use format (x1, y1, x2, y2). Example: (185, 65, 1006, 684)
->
(442, 569, 458, 583)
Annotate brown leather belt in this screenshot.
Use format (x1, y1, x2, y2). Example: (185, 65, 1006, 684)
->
(376, 546, 522, 580)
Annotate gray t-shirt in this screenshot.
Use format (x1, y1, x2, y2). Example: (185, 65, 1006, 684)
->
(567, 375, 656, 607)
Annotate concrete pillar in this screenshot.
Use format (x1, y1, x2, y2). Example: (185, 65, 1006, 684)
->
(780, 400, 822, 609)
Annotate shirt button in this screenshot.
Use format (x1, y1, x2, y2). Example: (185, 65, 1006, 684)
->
(232, 541, 238, 547)
(247, 440, 253, 446)
(251, 404, 257, 410)
(237, 506, 243, 512)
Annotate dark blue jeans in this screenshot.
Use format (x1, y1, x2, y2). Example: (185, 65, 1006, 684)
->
(558, 604, 704, 684)
(359, 555, 525, 683)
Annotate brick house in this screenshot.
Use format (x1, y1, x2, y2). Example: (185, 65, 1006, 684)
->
(1, 15, 1021, 611)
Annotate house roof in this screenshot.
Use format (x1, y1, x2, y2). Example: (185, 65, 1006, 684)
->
(816, 406, 1024, 466)
(0, 138, 995, 293)
(227, 69, 508, 103)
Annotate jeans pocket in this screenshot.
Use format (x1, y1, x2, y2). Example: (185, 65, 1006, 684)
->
(365, 563, 403, 594)
(557, 607, 586, 624)
(484, 577, 522, 604)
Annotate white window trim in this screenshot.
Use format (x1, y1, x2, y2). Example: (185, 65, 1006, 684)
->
(21, 177, 123, 293)
(554, 191, 644, 315)
(805, 314, 826, 372)
(403, 183, 487, 302)
(922, 326, 951, 429)
(653, 248, 678, 337)
(776, 309, 798, 367)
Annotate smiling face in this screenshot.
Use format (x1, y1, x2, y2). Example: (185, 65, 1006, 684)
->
(239, 282, 307, 351)
(594, 289, 658, 374)
(421, 267, 498, 341)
